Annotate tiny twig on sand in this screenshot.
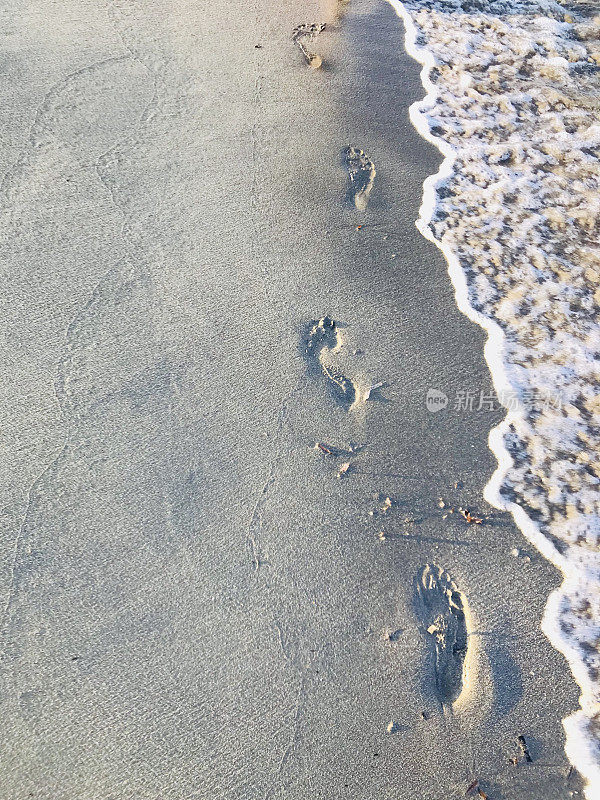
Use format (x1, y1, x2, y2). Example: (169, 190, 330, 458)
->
(315, 441, 333, 455)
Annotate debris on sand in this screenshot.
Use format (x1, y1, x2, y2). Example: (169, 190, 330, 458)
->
(315, 441, 333, 455)
(386, 721, 404, 734)
(440, 498, 485, 524)
(466, 782, 489, 799)
(313, 441, 360, 459)
(337, 462, 351, 478)
(364, 381, 384, 400)
(458, 507, 483, 525)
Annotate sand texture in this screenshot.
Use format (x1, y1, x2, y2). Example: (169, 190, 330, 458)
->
(0, 1, 583, 798)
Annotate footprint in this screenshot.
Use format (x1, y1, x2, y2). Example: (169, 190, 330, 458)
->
(342, 146, 376, 211)
(292, 23, 326, 69)
(303, 317, 357, 411)
(305, 315, 338, 358)
(415, 564, 469, 707)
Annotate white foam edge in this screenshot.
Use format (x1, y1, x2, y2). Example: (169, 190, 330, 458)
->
(385, 1, 600, 795)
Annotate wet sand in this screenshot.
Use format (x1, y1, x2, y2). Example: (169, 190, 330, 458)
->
(0, 0, 582, 798)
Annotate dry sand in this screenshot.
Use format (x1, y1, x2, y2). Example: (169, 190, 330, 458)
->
(0, 0, 583, 798)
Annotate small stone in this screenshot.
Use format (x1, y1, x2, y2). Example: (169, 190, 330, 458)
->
(338, 462, 351, 478)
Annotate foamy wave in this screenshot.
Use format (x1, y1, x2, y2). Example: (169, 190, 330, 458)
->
(386, 0, 600, 794)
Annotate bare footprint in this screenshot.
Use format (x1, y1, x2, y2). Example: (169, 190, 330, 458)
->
(342, 146, 376, 211)
(292, 23, 326, 69)
(303, 316, 357, 411)
(415, 564, 469, 708)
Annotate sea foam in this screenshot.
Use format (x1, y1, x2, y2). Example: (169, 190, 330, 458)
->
(386, 0, 600, 794)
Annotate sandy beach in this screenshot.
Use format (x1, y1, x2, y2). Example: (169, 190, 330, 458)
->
(0, 0, 585, 798)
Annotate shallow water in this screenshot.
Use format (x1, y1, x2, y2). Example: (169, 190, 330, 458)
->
(387, 0, 600, 794)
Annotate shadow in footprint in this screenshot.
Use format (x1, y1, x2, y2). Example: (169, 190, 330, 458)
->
(415, 563, 469, 708)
